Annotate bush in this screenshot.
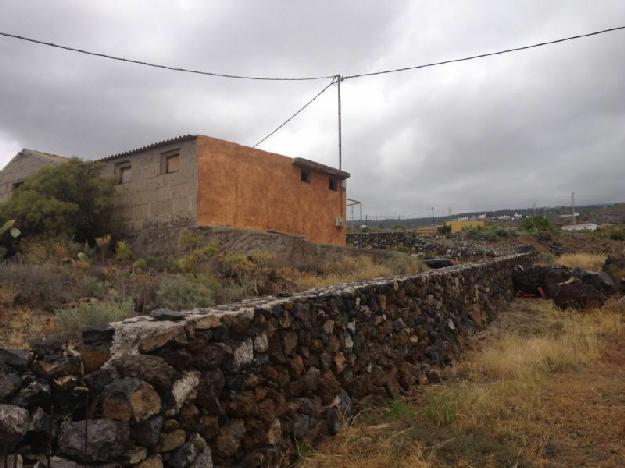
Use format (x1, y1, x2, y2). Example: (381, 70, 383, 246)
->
(115, 240, 132, 260)
(382, 251, 425, 275)
(156, 273, 218, 309)
(521, 216, 555, 233)
(0, 158, 115, 242)
(55, 299, 135, 336)
(176, 242, 218, 273)
(0, 219, 21, 257)
(609, 231, 625, 241)
(0, 263, 72, 309)
(437, 224, 452, 235)
(464, 227, 496, 242)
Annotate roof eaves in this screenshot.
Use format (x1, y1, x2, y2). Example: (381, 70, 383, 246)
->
(292, 157, 350, 179)
(99, 134, 198, 162)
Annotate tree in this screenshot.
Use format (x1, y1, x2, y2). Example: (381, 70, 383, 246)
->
(0, 158, 115, 242)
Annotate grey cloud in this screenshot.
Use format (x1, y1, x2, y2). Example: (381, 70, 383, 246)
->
(0, 0, 624, 218)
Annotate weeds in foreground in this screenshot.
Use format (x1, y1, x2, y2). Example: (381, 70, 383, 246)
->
(557, 252, 606, 272)
(55, 299, 135, 336)
(301, 300, 625, 467)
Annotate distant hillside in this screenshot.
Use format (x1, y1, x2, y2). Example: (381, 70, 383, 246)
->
(348, 203, 625, 229)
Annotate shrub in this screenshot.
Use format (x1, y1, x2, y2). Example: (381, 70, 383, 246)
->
(0, 158, 115, 242)
(609, 231, 625, 241)
(115, 240, 132, 260)
(437, 224, 452, 235)
(464, 227, 496, 242)
(0, 263, 72, 309)
(0, 219, 21, 257)
(218, 250, 274, 294)
(132, 258, 147, 270)
(95, 234, 112, 255)
(156, 273, 218, 309)
(382, 251, 425, 275)
(55, 299, 135, 336)
(176, 242, 218, 273)
(521, 216, 555, 233)
(19, 237, 86, 263)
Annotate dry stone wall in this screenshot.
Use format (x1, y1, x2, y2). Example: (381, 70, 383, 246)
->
(347, 231, 501, 260)
(0, 254, 532, 467)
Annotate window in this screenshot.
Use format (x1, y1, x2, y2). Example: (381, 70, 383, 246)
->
(301, 168, 311, 183)
(116, 162, 132, 184)
(12, 180, 24, 191)
(329, 177, 338, 191)
(165, 154, 180, 173)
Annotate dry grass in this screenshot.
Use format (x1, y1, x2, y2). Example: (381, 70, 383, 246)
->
(281, 254, 425, 290)
(301, 299, 625, 467)
(556, 253, 607, 272)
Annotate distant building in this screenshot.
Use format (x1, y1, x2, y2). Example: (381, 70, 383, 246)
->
(446, 220, 485, 233)
(0, 149, 67, 200)
(561, 223, 597, 232)
(0, 135, 350, 245)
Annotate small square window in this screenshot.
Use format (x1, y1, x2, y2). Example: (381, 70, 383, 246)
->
(12, 180, 24, 191)
(165, 154, 180, 173)
(329, 177, 338, 191)
(301, 168, 311, 183)
(116, 164, 132, 184)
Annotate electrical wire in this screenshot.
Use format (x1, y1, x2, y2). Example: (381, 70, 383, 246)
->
(252, 77, 337, 147)
(0, 31, 334, 81)
(1, 25, 624, 82)
(342, 25, 625, 79)
(2, 25, 624, 148)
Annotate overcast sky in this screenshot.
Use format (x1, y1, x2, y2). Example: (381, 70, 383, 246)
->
(1, 1, 624, 219)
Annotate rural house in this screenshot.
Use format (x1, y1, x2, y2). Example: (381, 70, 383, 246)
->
(0, 135, 350, 245)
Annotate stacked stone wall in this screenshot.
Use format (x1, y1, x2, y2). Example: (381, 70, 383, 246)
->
(347, 231, 509, 260)
(0, 254, 532, 467)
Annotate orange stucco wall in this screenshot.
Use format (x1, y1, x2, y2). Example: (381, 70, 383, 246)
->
(195, 136, 346, 245)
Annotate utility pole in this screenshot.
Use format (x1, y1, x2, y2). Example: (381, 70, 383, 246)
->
(571, 192, 576, 227)
(431, 207, 435, 225)
(336, 75, 342, 171)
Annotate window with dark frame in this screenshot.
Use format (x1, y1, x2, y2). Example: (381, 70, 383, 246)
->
(329, 177, 338, 191)
(165, 154, 180, 173)
(301, 168, 311, 183)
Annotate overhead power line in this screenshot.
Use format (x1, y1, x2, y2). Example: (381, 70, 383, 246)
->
(343, 25, 625, 79)
(0, 31, 334, 81)
(252, 77, 337, 148)
(1, 25, 624, 82)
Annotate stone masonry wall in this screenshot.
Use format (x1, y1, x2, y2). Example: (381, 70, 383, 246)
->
(347, 231, 502, 260)
(100, 139, 198, 233)
(0, 254, 532, 468)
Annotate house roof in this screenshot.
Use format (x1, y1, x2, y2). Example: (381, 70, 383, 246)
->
(19, 148, 68, 163)
(99, 134, 349, 178)
(100, 134, 198, 161)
